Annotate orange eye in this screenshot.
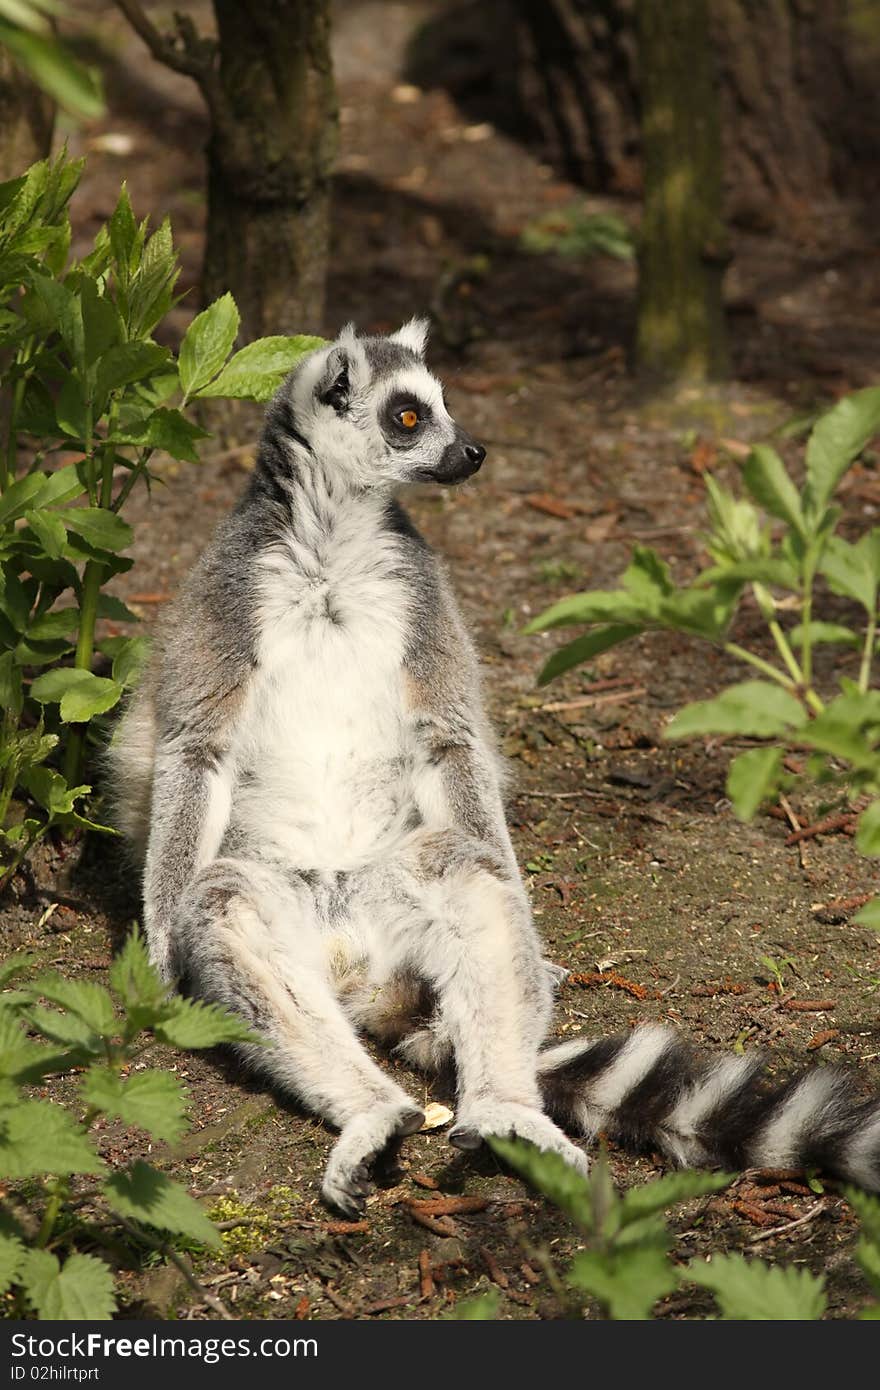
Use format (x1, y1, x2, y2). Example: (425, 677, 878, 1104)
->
(400, 409, 419, 429)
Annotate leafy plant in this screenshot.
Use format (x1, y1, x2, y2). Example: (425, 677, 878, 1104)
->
(0, 0, 103, 118)
(520, 205, 634, 262)
(487, 1138, 858, 1320)
(0, 151, 323, 882)
(0, 929, 259, 1320)
(525, 390, 880, 924)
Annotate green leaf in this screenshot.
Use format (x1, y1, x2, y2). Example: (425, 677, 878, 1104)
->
(0, 952, 32, 989)
(26, 605, 78, 640)
(742, 444, 806, 536)
(790, 620, 860, 650)
(154, 995, 262, 1049)
(63, 507, 132, 554)
(0, 1230, 25, 1296)
(79, 276, 120, 367)
(688, 1253, 826, 1320)
(618, 1170, 732, 1227)
(24, 1004, 102, 1052)
(538, 624, 642, 686)
(0, 650, 23, 716)
(820, 536, 877, 613)
(26, 973, 116, 1035)
(524, 589, 646, 634)
(55, 372, 89, 439)
(19, 1249, 116, 1321)
(95, 341, 171, 399)
(853, 897, 880, 929)
(113, 406, 209, 464)
(804, 387, 880, 519)
(30, 667, 122, 722)
(24, 506, 66, 560)
(855, 800, 880, 857)
(111, 635, 149, 689)
(29, 271, 84, 368)
(108, 928, 167, 1013)
(0, 23, 104, 120)
(448, 1291, 501, 1319)
(178, 292, 239, 399)
(621, 545, 674, 610)
(726, 747, 784, 821)
(665, 682, 807, 740)
(19, 764, 89, 817)
(196, 334, 325, 401)
(81, 1067, 188, 1144)
(0, 1099, 102, 1178)
(0, 469, 48, 526)
(568, 1245, 676, 1320)
(103, 1161, 220, 1246)
(487, 1136, 593, 1229)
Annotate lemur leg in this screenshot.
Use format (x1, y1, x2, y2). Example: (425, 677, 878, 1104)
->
(173, 857, 424, 1214)
(371, 833, 589, 1174)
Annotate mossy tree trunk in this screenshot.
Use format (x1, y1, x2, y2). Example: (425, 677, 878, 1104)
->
(204, 1, 337, 339)
(634, 0, 729, 383)
(115, 0, 337, 340)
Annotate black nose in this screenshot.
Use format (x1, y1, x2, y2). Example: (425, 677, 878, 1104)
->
(465, 443, 486, 466)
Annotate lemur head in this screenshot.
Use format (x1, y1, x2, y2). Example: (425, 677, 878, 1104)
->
(276, 319, 486, 489)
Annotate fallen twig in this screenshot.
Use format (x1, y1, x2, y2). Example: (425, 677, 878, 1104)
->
(567, 970, 655, 1000)
(785, 813, 856, 845)
(406, 1196, 489, 1218)
(784, 998, 836, 1012)
(540, 687, 646, 714)
(418, 1249, 435, 1300)
(807, 1028, 840, 1051)
(748, 1200, 828, 1244)
(479, 1245, 510, 1289)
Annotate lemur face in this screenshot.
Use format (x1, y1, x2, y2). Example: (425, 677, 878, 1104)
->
(284, 319, 486, 488)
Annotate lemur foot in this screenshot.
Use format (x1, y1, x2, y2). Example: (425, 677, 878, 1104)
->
(449, 1102, 589, 1177)
(321, 1102, 425, 1216)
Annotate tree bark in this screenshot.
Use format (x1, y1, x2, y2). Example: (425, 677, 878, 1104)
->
(204, 0, 338, 339)
(115, 0, 337, 340)
(0, 47, 54, 183)
(505, 0, 880, 230)
(635, 0, 729, 382)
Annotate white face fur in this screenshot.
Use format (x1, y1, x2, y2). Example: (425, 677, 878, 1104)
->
(283, 319, 487, 490)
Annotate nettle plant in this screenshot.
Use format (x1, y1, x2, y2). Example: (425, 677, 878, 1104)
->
(480, 1138, 880, 1320)
(0, 152, 322, 882)
(0, 931, 258, 1320)
(526, 389, 880, 925)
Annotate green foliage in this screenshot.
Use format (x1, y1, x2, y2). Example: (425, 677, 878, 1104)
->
(489, 1138, 877, 1320)
(0, 929, 261, 1318)
(0, 153, 324, 883)
(528, 390, 880, 922)
(0, 1, 103, 119)
(688, 1254, 826, 1320)
(520, 205, 634, 261)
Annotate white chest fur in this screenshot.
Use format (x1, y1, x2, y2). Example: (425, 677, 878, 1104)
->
(227, 490, 424, 870)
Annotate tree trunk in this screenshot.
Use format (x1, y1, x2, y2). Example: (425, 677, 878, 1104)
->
(0, 47, 54, 183)
(635, 0, 728, 382)
(203, 0, 338, 340)
(505, 0, 880, 230)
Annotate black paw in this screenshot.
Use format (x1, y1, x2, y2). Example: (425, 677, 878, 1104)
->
(448, 1125, 482, 1152)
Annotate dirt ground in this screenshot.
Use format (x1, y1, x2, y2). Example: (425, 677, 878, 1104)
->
(3, 0, 880, 1319)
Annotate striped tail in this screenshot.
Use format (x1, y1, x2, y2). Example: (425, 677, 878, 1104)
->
(538, 1024, 880, 1192)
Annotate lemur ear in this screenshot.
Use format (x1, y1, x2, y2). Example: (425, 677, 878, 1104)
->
(316, 325, 369, 413)
(390, 316, 429, 357)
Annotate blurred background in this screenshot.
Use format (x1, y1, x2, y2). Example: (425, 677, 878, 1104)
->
(5, 0, 880, 391)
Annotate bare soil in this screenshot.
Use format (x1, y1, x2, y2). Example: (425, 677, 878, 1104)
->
(3, 0, 880, 1320)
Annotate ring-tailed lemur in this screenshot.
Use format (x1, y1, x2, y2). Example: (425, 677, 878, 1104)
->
(109, 320, 880, 1212)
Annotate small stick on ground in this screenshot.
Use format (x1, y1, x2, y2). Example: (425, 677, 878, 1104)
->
(539, 687, 647, 714)
(785, 813, 856, 845)
(748, 1200, 828, 1244)
(479, 1245, 510, 1289)
(418, 1249, 435, 1300)
(784, 998, 837, 1012)
(779, 794, 809, 871)
(406, 1196, 490, 1217)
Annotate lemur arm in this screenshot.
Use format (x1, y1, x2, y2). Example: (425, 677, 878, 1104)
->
(141, 552, 256, 980)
